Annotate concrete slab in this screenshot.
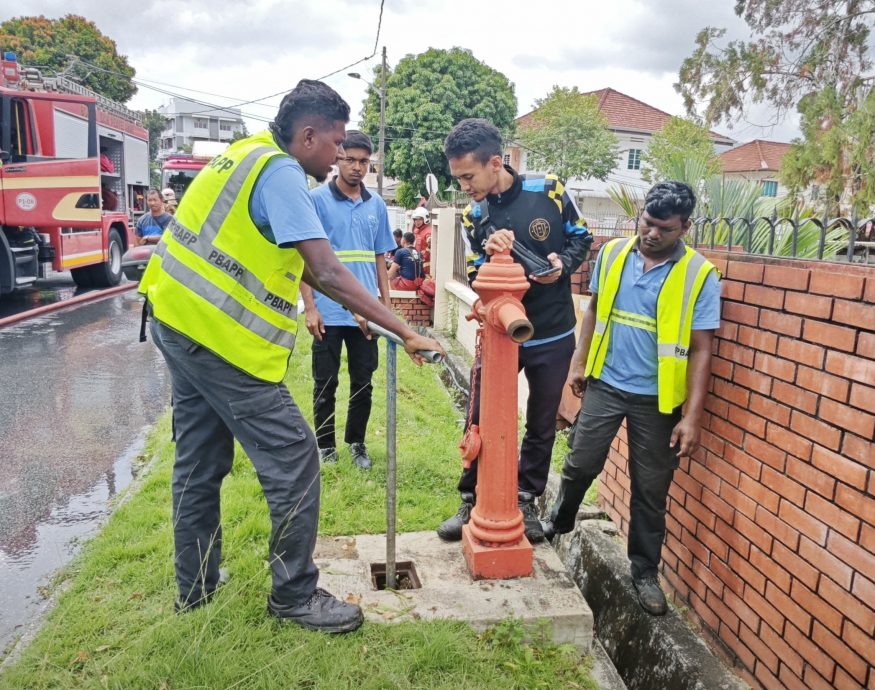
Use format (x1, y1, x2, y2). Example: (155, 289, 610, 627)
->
(313, 531, 594, 653)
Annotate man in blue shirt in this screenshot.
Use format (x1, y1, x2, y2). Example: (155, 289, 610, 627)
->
(388, 231, 422, 290)
(145, 81, 442, 632)
(543, 181, 721, 616)
(300, 131, 395, 470)
(135, 189, 172, 244)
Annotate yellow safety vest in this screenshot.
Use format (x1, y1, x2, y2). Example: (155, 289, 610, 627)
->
(139, 131, 305, 382)
(585, 237, 717, 413)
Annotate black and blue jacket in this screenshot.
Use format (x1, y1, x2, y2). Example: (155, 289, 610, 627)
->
(462, 165, 593, 339)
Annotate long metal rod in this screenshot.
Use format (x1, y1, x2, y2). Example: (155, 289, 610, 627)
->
(385, 338, 397, 589)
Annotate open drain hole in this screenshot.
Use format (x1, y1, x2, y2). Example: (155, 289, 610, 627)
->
(370, 561, 422, 590)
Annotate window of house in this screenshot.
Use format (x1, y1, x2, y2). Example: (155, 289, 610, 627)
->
(627, 149, 642, 170)
(193, 118, 208, 130)
(220, 121, 232, 132)
(762, 180, 778, 197)
(503, 153, 511, 165)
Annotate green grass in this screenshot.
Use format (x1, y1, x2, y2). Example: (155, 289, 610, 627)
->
(0, 329, 597, 689)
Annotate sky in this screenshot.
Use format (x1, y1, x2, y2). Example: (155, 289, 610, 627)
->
(4, 0, 801, 144)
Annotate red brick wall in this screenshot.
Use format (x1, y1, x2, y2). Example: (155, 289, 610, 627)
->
(576, 246, 875, 690)
(391, 293, 432, 326)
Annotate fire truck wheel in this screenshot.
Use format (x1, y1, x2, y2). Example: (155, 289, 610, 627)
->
(90, 228, 124, 288)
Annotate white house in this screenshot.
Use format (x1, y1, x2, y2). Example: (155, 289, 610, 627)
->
(157, 97, 245, 161)
(506, 88, 735, 226)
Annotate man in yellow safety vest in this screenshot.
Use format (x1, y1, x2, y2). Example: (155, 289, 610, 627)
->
(543, 181, 720, 616)
(139, 79, 442, 631)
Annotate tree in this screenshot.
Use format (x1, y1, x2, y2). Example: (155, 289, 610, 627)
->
(642, 117, 722, 183)
(141, 109, 166, 188)
(676, 0, 875, 213)
(0, 14, 136, 102)
(518, 86, 618, 183)
(229, 123, 250, 143)
(359, 47, 516, 195)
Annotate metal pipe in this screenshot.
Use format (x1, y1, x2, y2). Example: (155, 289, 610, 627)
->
(365, 322, 444, 363)
(385, 338, 396, 589)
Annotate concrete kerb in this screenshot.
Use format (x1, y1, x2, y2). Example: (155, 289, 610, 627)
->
(540, 475, 748, 690)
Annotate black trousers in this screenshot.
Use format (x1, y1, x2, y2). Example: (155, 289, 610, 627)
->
(550, 378, 681, 579)
(311, 326, 379, 450)
(151, 320, 320, 607)
(458, 333, 575, 497)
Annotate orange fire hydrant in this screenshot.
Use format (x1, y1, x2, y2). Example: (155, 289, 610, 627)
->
(461, 249, 535, 579)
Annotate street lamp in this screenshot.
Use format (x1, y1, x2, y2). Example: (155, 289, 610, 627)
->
(348, 46, 387, 197)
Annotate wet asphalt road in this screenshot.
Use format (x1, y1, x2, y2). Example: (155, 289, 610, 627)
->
(0, 286, 170, 654)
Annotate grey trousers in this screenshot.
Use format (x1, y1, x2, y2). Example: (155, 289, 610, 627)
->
(151, 319, 320, 607)
(550, 378, 681, 579)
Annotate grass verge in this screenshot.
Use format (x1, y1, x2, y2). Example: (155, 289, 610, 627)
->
(1, 330, 596, 689)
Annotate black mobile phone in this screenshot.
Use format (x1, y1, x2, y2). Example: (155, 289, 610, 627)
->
(531, 265, 561, 277)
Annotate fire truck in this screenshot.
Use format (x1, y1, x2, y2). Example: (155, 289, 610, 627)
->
(161, 141, 228, 199)
(0, 52, 150, 295)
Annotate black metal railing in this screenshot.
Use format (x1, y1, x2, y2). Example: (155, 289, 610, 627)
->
(688, 215, 875, 263)
(593, 215, 875, 264)
(451, 215, 469, 284)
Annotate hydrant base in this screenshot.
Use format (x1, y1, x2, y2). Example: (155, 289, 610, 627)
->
(462, 524, 534, 579)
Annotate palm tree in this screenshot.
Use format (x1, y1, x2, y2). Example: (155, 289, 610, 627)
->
(608, 152, 849, 260)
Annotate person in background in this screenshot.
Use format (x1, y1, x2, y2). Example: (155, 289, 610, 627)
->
(542, 181, 721, 616)
(410, 207, 432, 277)
(300, 130, 395, 470)
(138, 79, 442, 631)
(135, 189, 172, 245)
(388, 231, 423, 290)
(162, 188, 178, 215)
(386, 228, 403, 262)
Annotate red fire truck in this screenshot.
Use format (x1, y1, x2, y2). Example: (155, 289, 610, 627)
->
(0, 52, 150, 295)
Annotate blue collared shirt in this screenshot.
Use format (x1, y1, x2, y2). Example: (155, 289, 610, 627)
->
(308, 179, 395, 327)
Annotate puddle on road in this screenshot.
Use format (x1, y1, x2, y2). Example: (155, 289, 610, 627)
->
(0, 293, 169, 659)
(0, 429, 149, 658)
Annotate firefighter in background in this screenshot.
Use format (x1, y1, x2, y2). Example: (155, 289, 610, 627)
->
(138, 79, 442, 632)
(411, 207, 432, 277)
(542, 181, 721, 616)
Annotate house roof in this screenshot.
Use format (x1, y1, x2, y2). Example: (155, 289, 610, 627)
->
(719, 139, 792, 173)
(515, 87, 732, 143)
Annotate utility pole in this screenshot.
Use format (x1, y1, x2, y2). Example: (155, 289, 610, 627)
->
(378, 46, 386, 198)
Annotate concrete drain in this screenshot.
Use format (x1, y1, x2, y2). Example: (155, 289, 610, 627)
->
(370, 561, 422, 590)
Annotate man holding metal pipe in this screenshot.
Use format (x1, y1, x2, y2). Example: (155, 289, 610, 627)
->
(138, 79, 442, 631)
(438, 118, 592, 544)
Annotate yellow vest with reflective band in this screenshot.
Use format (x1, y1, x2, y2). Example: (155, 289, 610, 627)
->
(138, 130, 305, 382)
(585, 237, 717, 413)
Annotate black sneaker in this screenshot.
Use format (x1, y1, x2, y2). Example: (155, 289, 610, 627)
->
(541, 519, 556, 543)
(268, 587, 364, 633)
(436, 492, 475, 541)
(319, 447, 337, 464)
(632, 575, 668, 616)
(349, 442, 371, 470)
(175, 568, 229, 613)
(518, 492, 544, 543)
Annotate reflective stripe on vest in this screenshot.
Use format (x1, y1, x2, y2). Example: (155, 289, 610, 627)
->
(585, 237, 716, 413)
(335, 250, 376, 264)
(139, 131, 304, 382)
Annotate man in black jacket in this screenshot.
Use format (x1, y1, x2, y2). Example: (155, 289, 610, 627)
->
(438, 118, 592, 543)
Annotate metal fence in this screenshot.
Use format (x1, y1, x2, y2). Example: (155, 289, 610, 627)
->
(594, 215, 875, 264)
